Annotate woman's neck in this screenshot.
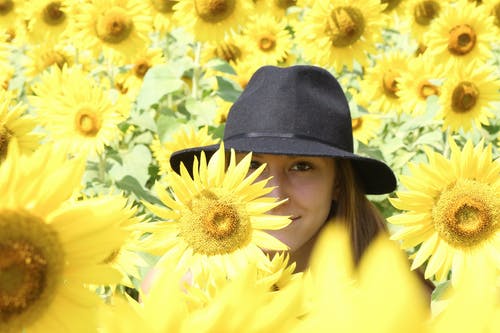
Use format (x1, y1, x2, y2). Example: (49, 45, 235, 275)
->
(290, 231, 321, 273)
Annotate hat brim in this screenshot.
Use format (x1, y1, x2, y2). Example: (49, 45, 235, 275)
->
(170, 136, 396, 195)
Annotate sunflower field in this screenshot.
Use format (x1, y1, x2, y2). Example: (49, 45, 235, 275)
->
(1, 0, 499, 332)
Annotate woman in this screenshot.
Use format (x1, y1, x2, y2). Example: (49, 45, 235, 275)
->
(169, 65, 396, 271)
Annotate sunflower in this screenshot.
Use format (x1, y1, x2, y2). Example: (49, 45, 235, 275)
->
(71, 0, 152, 64)
(0, 91, 42, 160)
(173, 0, 254, 42)
(402, 0, 443, 43)
(351, 114, 383, 145)
(297, 222, 429, 332)
(23, 43, 76, 80)
(359, 51, 409, 114)
(0, 141, 136, 332)
(22, 0, 71, 44)
(294, 0, 387, 72)
(147, 0, 177, 34)
(150, 125, 219, 176)
(201, 32, 250, 66)
(388, 139, 500, 283)
(117, 47, 166, 99)
(28, 65, 129, 157)
(240, 13, 293, 65)
(397, 53, 444, 116)
(483, 0, 500, 30)
(424, 0, 496, 69)
(139, 144, 291, 282)
(436, 60, 499, 133)
(214, 96, 232, 124)
(0, 0, 22, 37)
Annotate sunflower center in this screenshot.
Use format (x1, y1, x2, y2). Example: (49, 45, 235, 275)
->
(214, 43, 241, 63)
(0, 125, 12, 160)
(95, 7, 133, 44)
(0, 210, 64, 326)
(381, 0, 403, 12)
(179, 190, 251, 255)
(42, 2, 65, 26)
(448, 24, 476, 56)
(414, 1, 440, 26)
(382, 70, 399, 98)
(493, 4, 500, 28)
(0, 0, 13, 15)
(74, 109, 102, 137)
(133, 60, 151, 78)
(451, 81, 478, 113)
(151, 0, 176, 13)
(432, 179, 499, 249)
(418, 80, 440, 99)
(326, 6, 365, 47)
(194, 0, 236, 23)
(351, 117, 362, 130)
(258, 35, 276, 52)
(274, 0, 297, 9)
(42, 50, 68, 70)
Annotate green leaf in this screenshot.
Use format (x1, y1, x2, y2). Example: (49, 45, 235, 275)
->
(129, 109, 157, 132)
(205, 58, 236, 75)
(109, 144, 152, 186)
(157, 114, 186, 141)
(216, 75, 242, 102)
(116, 175, 163, 206)
(185, 97, 218, 126)
(136, 64, 184, 110)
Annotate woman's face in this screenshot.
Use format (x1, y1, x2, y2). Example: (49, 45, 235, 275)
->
(236, 153, 338, 253)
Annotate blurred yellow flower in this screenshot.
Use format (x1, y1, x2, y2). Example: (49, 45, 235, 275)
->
(294, 222, 430, 333)
(147, 0, 177, 34)
(389, 139, 499, 283)
(0, 141, 134, 332)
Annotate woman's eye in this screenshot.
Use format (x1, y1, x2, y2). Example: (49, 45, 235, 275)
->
(249, 160, 262, 170)
(291, 161, 312, 171)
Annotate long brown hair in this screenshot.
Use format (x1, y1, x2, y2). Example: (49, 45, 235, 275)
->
(332, 159, 388, 265)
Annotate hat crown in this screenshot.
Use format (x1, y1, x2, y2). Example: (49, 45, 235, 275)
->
(224, 65, 353, 152)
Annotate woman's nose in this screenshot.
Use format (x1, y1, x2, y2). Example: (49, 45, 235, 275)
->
(266, 171, 288, 201)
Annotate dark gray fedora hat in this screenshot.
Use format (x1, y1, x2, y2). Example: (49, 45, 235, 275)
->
(170, 65, 396, 194)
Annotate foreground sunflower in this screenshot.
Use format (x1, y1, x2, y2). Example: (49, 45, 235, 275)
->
(29, 65, 130, 156)
(294, 222, 429, 333)
(173, 0, 254, 42)
(437, 60, 499, 133)
(0, 141, 136, 332)
(388, 139, 499, 283)
(140, 144, 291, 281)
(424, 0, 496, 69)
(294, 0, 387, 72)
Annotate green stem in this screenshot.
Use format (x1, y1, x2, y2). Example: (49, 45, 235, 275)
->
(98, 152, 107, 183)
(192, 41, 202, 99)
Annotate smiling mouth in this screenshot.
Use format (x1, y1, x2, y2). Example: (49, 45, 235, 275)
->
(290, 216, 300, 221)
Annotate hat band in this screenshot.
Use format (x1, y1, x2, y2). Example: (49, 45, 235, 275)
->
(224, 132, 352, 152)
